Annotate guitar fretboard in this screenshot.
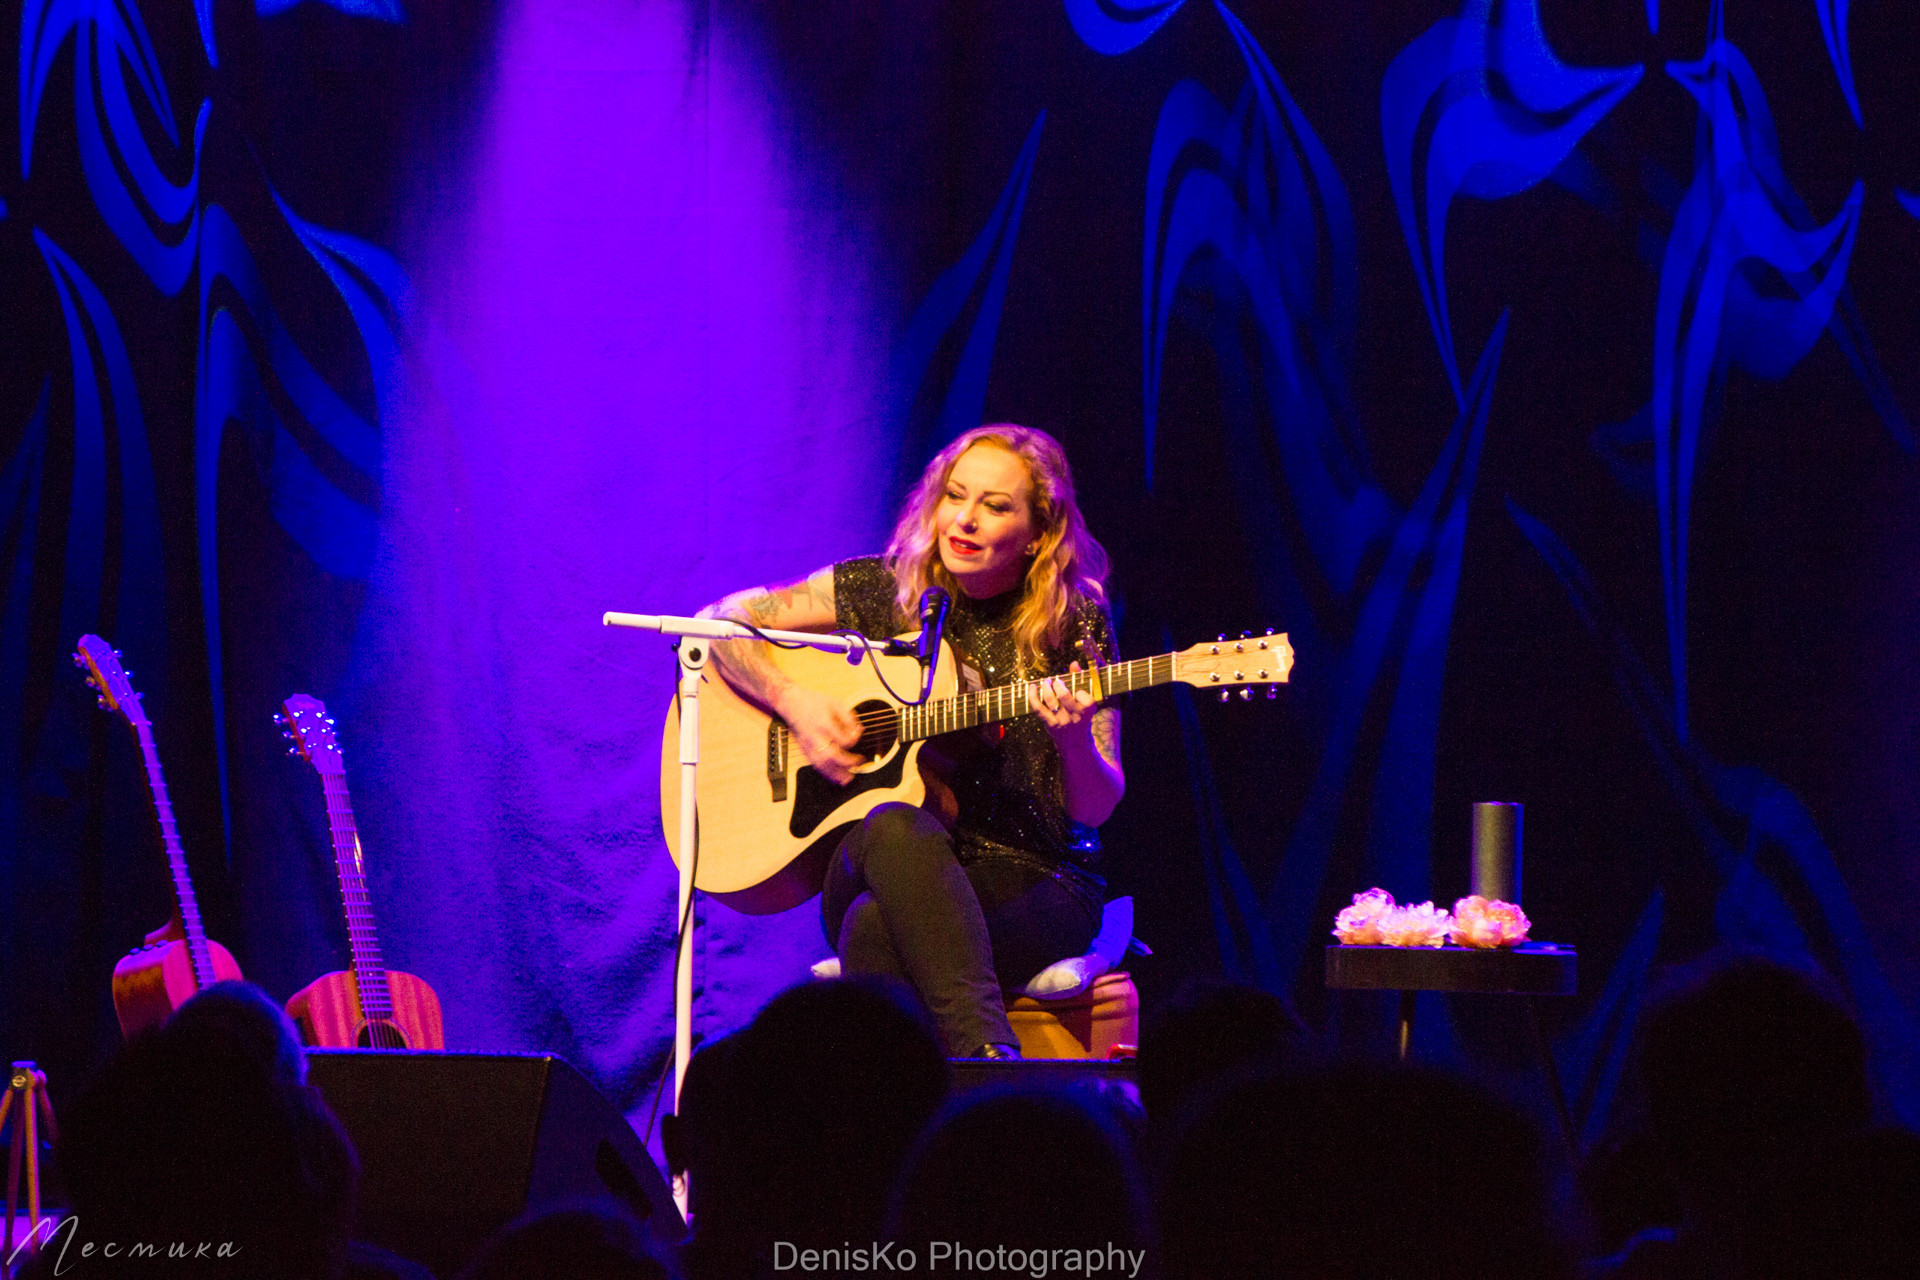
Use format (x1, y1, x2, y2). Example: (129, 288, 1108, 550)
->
(897, 654, 1175, 742)
(133, 718, 218, 991)
(317, 775, 394, 1020)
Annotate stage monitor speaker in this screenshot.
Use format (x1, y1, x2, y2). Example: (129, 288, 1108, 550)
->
(306, 1050, 683, 1276)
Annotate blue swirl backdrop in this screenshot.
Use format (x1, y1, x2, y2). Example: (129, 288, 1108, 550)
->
(4, 0, 1919, 1150)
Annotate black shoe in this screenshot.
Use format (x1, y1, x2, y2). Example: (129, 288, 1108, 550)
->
(977, 1042, 1022, 1060)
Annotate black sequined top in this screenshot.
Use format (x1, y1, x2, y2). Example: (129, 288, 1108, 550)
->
(833, 556, 1117, 917)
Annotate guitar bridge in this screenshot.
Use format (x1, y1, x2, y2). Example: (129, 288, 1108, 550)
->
(768, 720, 789, 802)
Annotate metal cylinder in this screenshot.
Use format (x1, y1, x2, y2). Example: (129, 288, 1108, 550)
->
(1470, 801, 1522, 904)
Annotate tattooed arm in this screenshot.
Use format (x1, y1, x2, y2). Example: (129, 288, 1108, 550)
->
(1030, 668, 1125, 827)
(697, 567, 838, 706)
(696, 567, 862, 784)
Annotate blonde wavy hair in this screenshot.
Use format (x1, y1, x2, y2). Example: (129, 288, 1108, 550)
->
(884, 424, 1110, 673)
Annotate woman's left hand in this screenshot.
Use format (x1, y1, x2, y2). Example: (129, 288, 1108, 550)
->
(1029, 661, 1097, 744)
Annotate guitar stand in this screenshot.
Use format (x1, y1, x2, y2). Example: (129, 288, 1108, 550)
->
(2, 1061, 58, 1272)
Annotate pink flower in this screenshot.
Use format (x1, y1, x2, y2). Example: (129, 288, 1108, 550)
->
(1331, 888, 1396, 945)
(1375, 901, 1453, 948)
(1449, 895, 1531, 948)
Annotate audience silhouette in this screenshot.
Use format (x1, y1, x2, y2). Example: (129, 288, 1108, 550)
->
(1157, 1061, 1572, 1280)
(29, 957, 1914, 1280)
(672, 977, 947, 1279)
(1593, 952, 1885, 1278)
(888, 1083, 1151, 1262)
(454, 1202, 676, 1280)
(1135, 977, 1303, 1127)
(33, 981, 356, 1279)
(1723, 1124, 1920, 1278)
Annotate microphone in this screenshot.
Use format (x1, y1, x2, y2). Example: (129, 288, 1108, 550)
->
(915, 587, 951, 666)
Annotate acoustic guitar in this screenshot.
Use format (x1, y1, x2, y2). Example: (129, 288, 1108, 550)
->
(75, 634, 245, 1037)
(661, 631, 1292, 913)
(278, 694, 444, 1049)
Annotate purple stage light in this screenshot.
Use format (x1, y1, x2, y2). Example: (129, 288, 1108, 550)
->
(348, 0, 905, 1092)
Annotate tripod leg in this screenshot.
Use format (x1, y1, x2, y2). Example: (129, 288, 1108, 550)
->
(33, 1078, 57, 1147)
(23, 1079, 38, 1250)
(5, 1087, 22, 1264)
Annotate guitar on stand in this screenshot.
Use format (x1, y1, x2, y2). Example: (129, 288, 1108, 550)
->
(278, 694, 444, 1050)
(74, 634, 244, 1037)
(659, 630, 1293, 913)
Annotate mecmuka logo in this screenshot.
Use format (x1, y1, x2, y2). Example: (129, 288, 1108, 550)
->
(7, 1216, 243, 1274)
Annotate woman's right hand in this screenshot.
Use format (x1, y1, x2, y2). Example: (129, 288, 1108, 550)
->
(778, 685, 864, 785)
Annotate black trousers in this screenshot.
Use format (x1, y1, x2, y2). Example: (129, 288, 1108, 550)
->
(821, 803, 1099, 1055)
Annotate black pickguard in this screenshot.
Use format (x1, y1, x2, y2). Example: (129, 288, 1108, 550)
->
(790, 744, 909, 838)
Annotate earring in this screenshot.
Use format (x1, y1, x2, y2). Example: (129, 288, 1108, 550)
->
(1025, 543, 1038, 556)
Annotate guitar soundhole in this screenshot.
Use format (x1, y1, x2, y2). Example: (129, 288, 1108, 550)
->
(850, 699, 899, 761)
(359, 1020, 409, 1049)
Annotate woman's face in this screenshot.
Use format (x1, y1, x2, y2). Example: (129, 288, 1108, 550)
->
(934, 443, 1039, 598)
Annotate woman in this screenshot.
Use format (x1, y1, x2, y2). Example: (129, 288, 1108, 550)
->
(699, 425, 1124, 1057)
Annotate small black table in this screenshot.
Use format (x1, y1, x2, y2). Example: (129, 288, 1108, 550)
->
(1325, 943, 1578, 1142)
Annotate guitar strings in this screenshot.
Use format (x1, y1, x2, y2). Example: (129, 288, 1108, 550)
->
(801, 651, 1203, 739)
(838, 668, 1120, 734)
(856, 676, 1098, 719)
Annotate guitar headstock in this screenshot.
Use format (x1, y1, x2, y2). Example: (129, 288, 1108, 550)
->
(1173, 631, 1294, 701)
(277, 693, 344, 776)
(73, 634, 149, 728)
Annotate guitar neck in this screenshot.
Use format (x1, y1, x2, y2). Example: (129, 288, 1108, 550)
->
(131, 720, 218, 990)
(898, 653, 1177, 742)
(316, 775, 394, 1018)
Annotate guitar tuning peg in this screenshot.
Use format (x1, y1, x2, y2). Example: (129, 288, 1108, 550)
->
(287, 746, 300, 757)
(97, 697, 108, 710)
(273, 714, 285, 726)
(1217, 689, 1230, 703)
(1265, 628, 1275, 636)
(1216, 634, 1225, 643)
(1239, 687, 1251, 700)
(1240, 631, 1251, 639)
(112, 649, 121, 659)
(1266, 684, 1277, 699)
(71, 653, 82, 667)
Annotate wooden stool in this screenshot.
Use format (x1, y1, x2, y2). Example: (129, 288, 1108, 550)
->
(1006, 973, 1139, 1059)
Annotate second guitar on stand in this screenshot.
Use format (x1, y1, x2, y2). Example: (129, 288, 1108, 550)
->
(75, 635, 243, 1038)
(279, 694, 444, 1050)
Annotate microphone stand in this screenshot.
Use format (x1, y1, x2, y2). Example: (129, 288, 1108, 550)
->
(601, 612, 898, 1113)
